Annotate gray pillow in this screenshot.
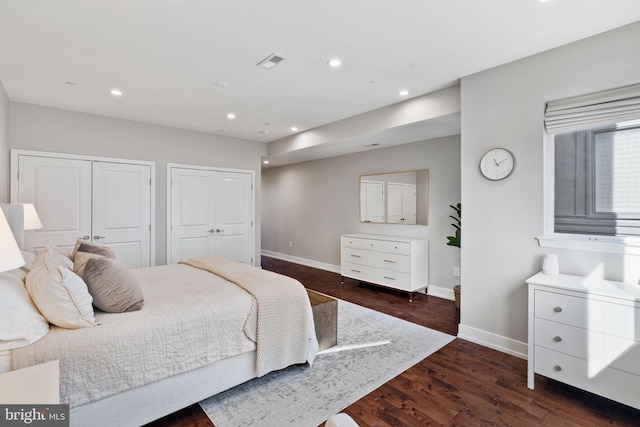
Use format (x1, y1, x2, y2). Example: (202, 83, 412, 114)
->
(71, 240, 116, 260)
(83, 257, 144, 313)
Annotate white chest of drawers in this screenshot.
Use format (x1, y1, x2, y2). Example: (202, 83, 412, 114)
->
(341, 233, 428, 301)
(527, 272, 640, 410)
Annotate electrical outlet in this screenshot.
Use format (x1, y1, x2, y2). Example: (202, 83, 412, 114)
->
(453, 267, 460, 277)
(289, 241, 293, 248)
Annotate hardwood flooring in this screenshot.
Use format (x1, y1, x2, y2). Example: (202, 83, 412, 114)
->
(148, 256, 640, 427)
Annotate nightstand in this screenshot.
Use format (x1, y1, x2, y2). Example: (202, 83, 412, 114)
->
(0, 360, 60, 404)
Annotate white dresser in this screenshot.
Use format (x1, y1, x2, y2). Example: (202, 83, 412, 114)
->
(341, 233, 428, 301)
(527, 272, 640, 410)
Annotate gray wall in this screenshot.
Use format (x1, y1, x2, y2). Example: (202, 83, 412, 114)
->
(460, 21, 640, 352)
(8, 102, 267, 265)
(262, 134, 461, 291)
(0, 81, 8, 202)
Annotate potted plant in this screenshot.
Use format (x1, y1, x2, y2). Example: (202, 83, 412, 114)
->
(446, 203, 461, 308)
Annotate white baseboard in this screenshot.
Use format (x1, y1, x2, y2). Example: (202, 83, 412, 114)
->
(457, 324, 528, 360)
(427, 285, 454, 301)
(261, 250, 341, 274)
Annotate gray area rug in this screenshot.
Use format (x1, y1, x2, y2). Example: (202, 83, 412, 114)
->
(199, 299, 455, 427)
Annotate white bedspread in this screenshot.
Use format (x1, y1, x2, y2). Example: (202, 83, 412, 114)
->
(183, 256, 318, 376)
(10, 264, 257, 407)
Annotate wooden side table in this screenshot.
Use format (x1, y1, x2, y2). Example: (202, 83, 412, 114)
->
(0, 360, 60, 404)
(307, 289, 338, 351)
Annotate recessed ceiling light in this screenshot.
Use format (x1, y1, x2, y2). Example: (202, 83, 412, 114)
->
(110, 88, 123, 97)
(398, 90, 409, 96)
(290, 126, 298, 132)
(226, 113, 236, 119)
(328, 58, 342, 67)
(260, 130, 271, 136)
(214, 81, 230, 88)
(65, 81, 76, 87)
(263, 160, 270, 164)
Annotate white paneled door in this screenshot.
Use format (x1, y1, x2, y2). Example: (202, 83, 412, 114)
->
(169, 166, 254, 265)
(92, 162, 151, 268)
(16, 155, 92, 252)
(14, 152, 154, 268)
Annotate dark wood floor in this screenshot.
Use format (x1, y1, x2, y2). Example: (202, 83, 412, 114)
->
(149, 256, 640, 427)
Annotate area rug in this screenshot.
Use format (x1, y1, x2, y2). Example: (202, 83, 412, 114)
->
(199, 298, 455, 427)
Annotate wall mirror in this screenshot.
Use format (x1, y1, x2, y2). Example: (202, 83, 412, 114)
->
(360, 169, 429, 225)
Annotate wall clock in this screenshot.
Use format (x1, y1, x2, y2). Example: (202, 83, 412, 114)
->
(480, 148, 515, 181)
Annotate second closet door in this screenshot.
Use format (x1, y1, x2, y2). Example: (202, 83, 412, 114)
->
(170, 167, 253, 265)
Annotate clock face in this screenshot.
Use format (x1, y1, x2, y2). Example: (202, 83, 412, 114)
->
(480, 148, 515, 180)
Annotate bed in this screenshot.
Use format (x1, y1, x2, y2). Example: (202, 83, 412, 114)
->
(0, 204, 318, 427)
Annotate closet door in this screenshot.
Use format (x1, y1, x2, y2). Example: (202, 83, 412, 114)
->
(92, 162, 152, 268)
(170, 168, 215, 264)
(16, 155, 92, 252)
(214, 172, 253, 264)
(169, 166, 254, 265)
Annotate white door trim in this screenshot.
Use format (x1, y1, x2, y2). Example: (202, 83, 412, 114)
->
(166, 163, 256, 265)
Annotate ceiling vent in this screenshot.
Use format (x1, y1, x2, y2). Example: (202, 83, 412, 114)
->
(257, 53, 287, 69)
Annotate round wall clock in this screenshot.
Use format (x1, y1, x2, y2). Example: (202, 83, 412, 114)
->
(480, 148, 515, 181)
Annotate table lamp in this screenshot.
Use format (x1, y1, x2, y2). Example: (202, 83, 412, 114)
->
(0, 208, 25, 272)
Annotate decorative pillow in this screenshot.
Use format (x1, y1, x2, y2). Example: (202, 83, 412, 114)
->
(83, 257, 144, 313)
(71, 240, 116, 260)
(26, 248, 97, 329)
(73, 251, 104, 278)
(0, 270, 50, 350)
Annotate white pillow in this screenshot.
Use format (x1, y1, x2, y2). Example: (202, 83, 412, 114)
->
(26, 248, 97, 329)
(0, 270, 50, 350)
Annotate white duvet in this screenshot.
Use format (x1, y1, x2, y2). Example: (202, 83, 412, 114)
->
(11, 264, 257, 407)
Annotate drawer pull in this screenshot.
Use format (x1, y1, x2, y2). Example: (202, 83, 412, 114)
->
(553, 336, 562, 342)
(553, 365, 562, 372)
(383, 259, 396, 263)
(350, 254, 361, 258)
(350, 269, 361, 273)
(383, 276, 396, 281)
(553, 307, 563, 313)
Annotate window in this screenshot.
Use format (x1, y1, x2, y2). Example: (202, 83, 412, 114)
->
(541, 83, 640, 252)
(554, 120, 640, 237)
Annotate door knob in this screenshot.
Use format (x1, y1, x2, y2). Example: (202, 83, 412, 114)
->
(93, 235, 106, 240)
(207, 229, 215, 233)
(79, 235, 90, 241)
(216, 229, 225, 233)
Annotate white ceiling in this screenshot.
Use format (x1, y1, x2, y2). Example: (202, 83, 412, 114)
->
(1, 1, 640, 156)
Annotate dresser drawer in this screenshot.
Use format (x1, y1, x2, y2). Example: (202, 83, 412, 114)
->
(341, 236, 372, 250)
(535, 318, 640, 376)
(534, 346, 640, 410)
(371, 252, 410, 273)
(535, 290, 640, 341)
(341, 248, 371, 266)
(370, 240, 411, 255)
(341, 262, 372, 281)
(370, 268, 411, 291)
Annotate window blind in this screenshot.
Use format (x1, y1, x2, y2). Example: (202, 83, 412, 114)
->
(545, 83, 640, 134)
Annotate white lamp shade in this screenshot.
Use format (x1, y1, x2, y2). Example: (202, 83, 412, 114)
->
(22, 203, 43, 230)
(0, 209, 25, 272)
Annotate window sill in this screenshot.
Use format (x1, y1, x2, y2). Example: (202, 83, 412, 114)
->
(537, 235, 640, 255)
